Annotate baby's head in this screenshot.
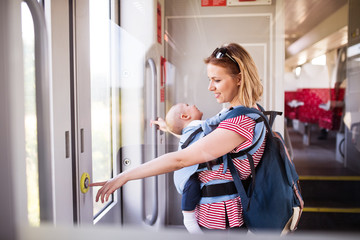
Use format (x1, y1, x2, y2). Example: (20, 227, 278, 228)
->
(166, 103, 203, 135)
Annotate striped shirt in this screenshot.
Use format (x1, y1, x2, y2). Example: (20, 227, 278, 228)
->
(196, 115, 266, 229)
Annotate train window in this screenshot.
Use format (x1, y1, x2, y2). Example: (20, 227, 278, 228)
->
(21, 2, 40, 227)
(89, 0, 114, 217)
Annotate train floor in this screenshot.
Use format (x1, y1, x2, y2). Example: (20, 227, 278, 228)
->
(288, 125, 360, 233)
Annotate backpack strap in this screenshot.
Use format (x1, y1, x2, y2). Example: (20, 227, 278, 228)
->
(227, 108, 283, 210)
(226, 107, 270, 209)
(256, 103, 282, 128)
(263, 111, 282, 128)
(229, 125, 266, 197)
(227, 152, 250, 209)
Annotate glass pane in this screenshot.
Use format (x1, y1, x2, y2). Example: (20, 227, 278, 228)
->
(89, 0, 113, 217)
(21, 2, 40, 227)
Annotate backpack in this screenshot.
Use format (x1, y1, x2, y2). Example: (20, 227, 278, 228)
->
(224, 106, 304, 233)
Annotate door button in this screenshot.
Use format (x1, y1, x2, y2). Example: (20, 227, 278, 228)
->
(80, 172, 90, 194)
(123, 158, 131, 166)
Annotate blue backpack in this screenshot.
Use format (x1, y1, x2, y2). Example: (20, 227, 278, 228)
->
(224, 106, 304, 233)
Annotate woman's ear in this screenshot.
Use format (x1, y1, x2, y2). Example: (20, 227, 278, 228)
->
(236, 74, 242, 86)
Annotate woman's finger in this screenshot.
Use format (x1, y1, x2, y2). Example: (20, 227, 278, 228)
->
(105, 191, 111, 202)
(101, 188, 109, 203)
(95, 186, 102, 202)
(88, 181, 106, 187)
(96, 183, 109, 202)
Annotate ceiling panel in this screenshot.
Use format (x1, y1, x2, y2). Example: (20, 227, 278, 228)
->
(284, 0, 348, 69)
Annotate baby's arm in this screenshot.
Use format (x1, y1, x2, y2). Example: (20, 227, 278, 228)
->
(150, 117, 167, 132)
(150, 117, 181, 138)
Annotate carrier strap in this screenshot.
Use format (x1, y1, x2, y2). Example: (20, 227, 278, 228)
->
(201, 181, 237, 197)
(181, 126, 205, 149)
(182, 109, 265, 150)
(197, 157, 222, 170)
(196, 111, 265, 171)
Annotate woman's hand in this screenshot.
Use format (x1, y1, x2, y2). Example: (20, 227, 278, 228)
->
(150, 117, 168, 132)
(89, 173, 127, 203)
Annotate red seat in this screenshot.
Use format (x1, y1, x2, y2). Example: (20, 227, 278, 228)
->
(285, 88, 345, 131)
(284, 91, 298, 119)
(318, 88, 345, 130)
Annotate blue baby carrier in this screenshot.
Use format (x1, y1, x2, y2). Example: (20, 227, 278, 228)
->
(174, 105, 304, 233)
(173, 106, 265, 196)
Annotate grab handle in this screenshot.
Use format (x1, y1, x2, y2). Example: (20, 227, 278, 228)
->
(142, 58, 158, 225)
(24, 0, 54, 222)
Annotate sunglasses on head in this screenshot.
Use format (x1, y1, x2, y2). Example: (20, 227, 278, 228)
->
(212, 47, 240, 72)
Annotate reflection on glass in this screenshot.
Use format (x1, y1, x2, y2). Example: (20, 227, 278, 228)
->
(21, 2, 40, 227)
(89, 0, 113, 217)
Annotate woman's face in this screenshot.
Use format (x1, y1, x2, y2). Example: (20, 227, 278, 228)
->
(207, 63, 241, 107)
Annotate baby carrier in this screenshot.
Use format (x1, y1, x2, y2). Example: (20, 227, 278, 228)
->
(173, 105, 304, 233)
(174, 105, 265, 195)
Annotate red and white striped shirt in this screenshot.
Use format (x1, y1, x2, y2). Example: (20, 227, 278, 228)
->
(196, 115, 266, 229)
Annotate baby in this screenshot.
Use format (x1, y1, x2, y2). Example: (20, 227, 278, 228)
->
(152, 103, 204, 234)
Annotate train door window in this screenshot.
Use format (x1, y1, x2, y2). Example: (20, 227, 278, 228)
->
(21, 2, 40, 227)
(89, 0, 115, 217)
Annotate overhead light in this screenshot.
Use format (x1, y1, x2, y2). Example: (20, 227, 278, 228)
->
(297, 53, 307, 66)
(311, 54, 326, 65)
(295, 66, 301, 77)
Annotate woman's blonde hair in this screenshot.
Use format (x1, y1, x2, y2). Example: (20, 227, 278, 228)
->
(204, 43, 263, 107)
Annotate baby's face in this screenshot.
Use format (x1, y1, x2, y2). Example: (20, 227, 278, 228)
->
(181, 103, 203, 120)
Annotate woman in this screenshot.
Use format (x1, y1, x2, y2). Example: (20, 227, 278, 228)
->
(90, 43, 265, 231)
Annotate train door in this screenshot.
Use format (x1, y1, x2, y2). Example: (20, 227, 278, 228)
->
(116, 0, 166, 229)
(345, 0, 360, 172)
(71, 0, 122, 224)
(72, 0, 166, 227)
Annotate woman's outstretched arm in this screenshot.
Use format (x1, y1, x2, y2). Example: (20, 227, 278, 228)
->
(89, 128, 246, 203)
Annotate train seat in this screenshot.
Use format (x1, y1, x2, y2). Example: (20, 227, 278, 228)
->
(317, 88, 345, 131)
(284, 91, 299, 120)
(285, 88, 345, 131)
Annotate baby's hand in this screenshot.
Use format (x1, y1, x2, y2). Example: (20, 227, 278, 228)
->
(150, 117, 168, 132)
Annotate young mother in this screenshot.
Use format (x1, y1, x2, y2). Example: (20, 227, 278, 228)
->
(90, 43, 265, 231)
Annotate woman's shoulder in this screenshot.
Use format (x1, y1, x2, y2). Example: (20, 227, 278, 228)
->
(221, 114, 256, 125)
(218, 114, 257, 140)
(220, 105, 261, 124)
